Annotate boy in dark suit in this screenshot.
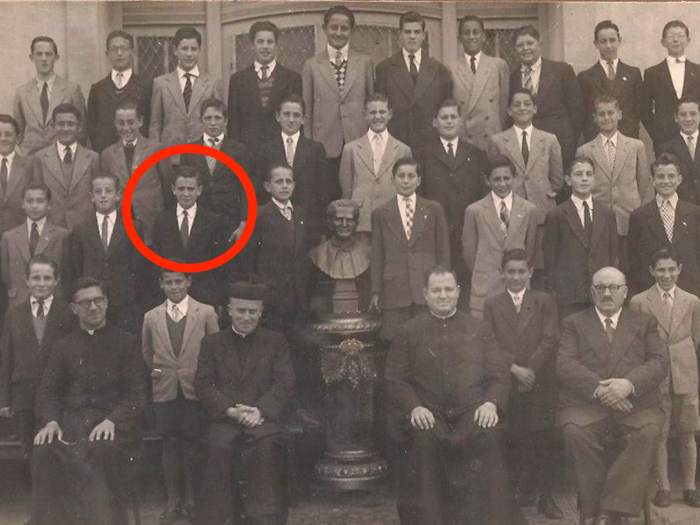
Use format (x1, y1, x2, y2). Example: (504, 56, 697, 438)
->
(628, 153, 700, 298)
(370, 157, 450, 340)
(643, 20, 700, 151)
(227, 21, 302, 155)
(0, 254, 76, 456)
(68, 172, 146, 335)
(87, 30, 151, 153)
(0, 114, 34, 234)
(483, 249, 562, 519)
(543, 156, 619, 321)
(578, 20, 644, 141)
(258, 94, 328, 240)
(180, 98, 250, 240)
(658, 97, 700, 205)
(152, 166, 232, 308)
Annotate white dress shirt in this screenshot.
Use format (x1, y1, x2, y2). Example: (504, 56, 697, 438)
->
(167, 295, 190, 321)
(1, 151, 16, 179)
(123, 138, 138, 148)
(111, 68, 133, 88)
(31, 294, 53, 318)
(508, 289, 525, 308)
(328, 44, 349, 63)
(35, 74, 56, 96)
(57, 142, 77, 162)
(656, 284, 676, 303)
(26, 216, 46, 238)
(282, 131, 300, 151)
(681, 129, 699, 154)
(598, 131, 619, 149)
(178, 66, 200, 92)
(465, 51, 482, 72)
(368, 129, 389, 159)
(254, 60, 277, 79)
(177, 203, 197, 235)
(513, 124, 534, 151)
(599, 58, 619, 76)
(203, 132, 224, 148)
(667, 56, 687, 99)
(492, 192, 513, 215)
(571, 194, 594, 227)
(439, 137, 459, 156)
(595, 307, 621, 330)
(402, 48, 422, 72)
(521, 58, 542, 93)
(272, 197, 293, 219)
(398, 193, 417, 237)
(656, 192, 678, 223)
(96, 210, 117, 246)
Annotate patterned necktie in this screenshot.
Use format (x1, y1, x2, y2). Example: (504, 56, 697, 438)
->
(606, 61, 616, 80)
(500, 200, 509, 236)
(286, 136, 295, 167)
(583, 200, 592, 242)
(513, 294, 522, 313)
(115, 72, 124, 89)
(171, 303, 182, 322)
(521, 130, 529, 166)
(206, 137, 219, 173)
(404, 197, 414, 239)
(470, 55, 477, 75)
(36, 299, 45, 318)
(333, 50, 345, 92)
(260, 65, 269, 80)
(124, 141, 135, 173)
(605, 318, 615, 344)
(372, 133, 383, 174)
(409, 54, 418, 84)
(281, 204, 292, 221)
(606, 139, 615, 172)
(660, 200, 674, 243)
(523, 66, 534, 94)
(30, 221, 39, 257)
(40, 82, 49, 123)
(180, 210, 189, 249)
(0, 158, 7, 194)
(63, 146, 72, 164)
(183, 73, 193, 113)
(101, 215, 110, 251)
(688, 135, 696, 161)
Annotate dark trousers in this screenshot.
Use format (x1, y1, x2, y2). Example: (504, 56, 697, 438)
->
(197, 423, 288, 525)
(506, 428, 559, 496)
(395, 417, 511, 525)
(562, 418, 661, 518)
(15, 409, 35, 458)
(32, 438, 131, 525)
(327, 156, 342, 202)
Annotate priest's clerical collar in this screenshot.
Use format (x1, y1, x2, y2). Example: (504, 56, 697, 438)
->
(231, 325, 253, 338)
(431, 309, 457, 320)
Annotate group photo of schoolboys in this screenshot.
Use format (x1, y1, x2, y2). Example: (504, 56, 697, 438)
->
(3, 4, 700, 525)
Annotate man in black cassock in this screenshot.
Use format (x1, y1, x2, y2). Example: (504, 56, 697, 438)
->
(385, 266, 513, 525)
(31, 276, 146, 525)
(195, 282, 295, 525)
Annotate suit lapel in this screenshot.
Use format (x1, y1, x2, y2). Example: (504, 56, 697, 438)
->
(41, 303, 65, 350)
(646, 287, 671, 336)
(155, 303, 176, 358)
(69, 146, 91, 193)
(414, 59, 437, 102)
(242, 68, 264, 112)
(87, 214, 105, 255)
(106, 214, 125, 258)
(390, 53, 415, 102)
(180, 301, 198, 354)
(498, 293, 519, 335)
(590, 201, 606, 248)
(166, 72, 187, 115)
(517, 291, 536, 337)
(188, 75, 209, 117)
(468, 56, 492, 115)
(503, 129, 526, 173)
(645, 204, 669, 245)
(670, 290, 691, 338)
(342, 52, 361, 100)
(408, 197, 428, 244)
(25, 82, 44, 127)
(452, 141, 471, 171)
(609, 310, 641, 371)
(453, 58, 474, 98)
(526, 129, 547, 175)
(268, 66, 289, 110)
(316, 52, 342, 98)
(44, 147, 67, 192)
(672, 204, 692, 249)
(6, 155, 28, 203)
(386, 199, 408, 245)
(585, 308, 613, 362)
(483, 195, 506, 244)
(682, 61, 699, 98)
(535, 60, 554, 105)
(132, 137, 150, 175)
(35, 222, 55, 257)
(357, 135, 374, 175)
(590, 140, 613, 181)
(13, 225, 31, 263)
(563, 199, 588, 248)
(506, 195, 526, 238)
(377, 136, 402, 179)
(47, 77, 68, 124)
(611, 135, 629, 183)
(660, 61, 678, 100)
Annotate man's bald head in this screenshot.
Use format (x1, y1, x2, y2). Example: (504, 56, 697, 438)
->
(591, 267, 627, 316)
(592, 267, 626, 286)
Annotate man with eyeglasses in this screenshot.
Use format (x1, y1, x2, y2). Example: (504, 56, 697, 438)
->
(31, 276, 145, 525)
(557, 267, 668, 525)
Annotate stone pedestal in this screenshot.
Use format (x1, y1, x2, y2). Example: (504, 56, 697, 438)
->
(310, 278, 388, 490)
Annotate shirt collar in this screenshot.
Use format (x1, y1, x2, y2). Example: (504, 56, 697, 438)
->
(32, 294, 53, 313)
(402, 48, 422, 64)
(522, 57, 542, 72)
(97, 210, 117, 223)
(571, 194, 593, 210)
(328, 44, 349, 62)
(167, 295, 189, 314)
(254, 60, 276, 74)
(282, 131, 300, 144)
(656, 284, 677, 299)
(656, 192, 679, 208)
(492, 191, 513, 209)
(203, 132, 224, 144)
(57, 142, 76, 155)
(465, 50, 482, 64)
(1, 151, 16, 163)
(439, 136, 458, 150)
(599, 58, 619, 70)
(430, 308, 457, 320)
(681, 129, 699, 142)
(177, 203, 197, 216)
(27, 216, 47, 231)
(398, 193, 417, 206)
(111, 68, 133, 84)
(667, 55, 687, 65)
(122, 137, 138, 147)
(231, 325, 253, 338)
(272, 197, 293, 211)
(177, 65, 200, 79)
(508, 288, 525, 302)
(368, 129, 388, 142)
(36, 74, 56, 91)
(595, 307, 622, 327)
(599, 132, 618, 147)
(514, 124, 534, 138)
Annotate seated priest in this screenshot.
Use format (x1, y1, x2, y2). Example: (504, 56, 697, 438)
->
(31, 276, 146, 525)
(195, 281, 295, 525)
(385, 266, 513, 525)
(557, 267, 669, 525)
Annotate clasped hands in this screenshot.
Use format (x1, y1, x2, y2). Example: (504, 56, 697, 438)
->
(594, 378, 634, 413)
(33, 419, 116, 445)
(410, 402, 499, 430)
(511, 364, 536, 392)
(226, 404, 264, 428)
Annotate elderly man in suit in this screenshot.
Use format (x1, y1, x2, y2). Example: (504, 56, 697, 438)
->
(87, 30, 151, 153)
(558, 266, 668, 525)
(142, 265, 219, 524)
(227, 20, 302, 156)
(630, 248, 700, 509)
(195, 281, 295, 525)
(510, 25, 585, 167)
(643, 20, 700, 152)
(375, 11, 452, 152)
(149, 27, 222, 165)
(385, 266, 512, 525)
(0, 114, 34, 234)
(451, 15, 510, 152)
(13, 36, 86, 156)
(340, 93, 412, 236)
(302, 5, 374, 201)
(578, 20, 644, 142)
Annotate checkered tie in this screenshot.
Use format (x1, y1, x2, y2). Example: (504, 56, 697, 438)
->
(260, 65, 269, 80)
(606, 139, 616, 172)
(333, 50, 346, 92)
(281, 204, 292, 221)
(403, 197, 413, 239)
(688, 135, 696, 161)
(171, 304, 182, 322)
(499, 201, 509, 236)
(660, 200, 674, 243)
(523, 66, 534, 95)
(206, 137, 219, 173)
(286, 136, 295, 167)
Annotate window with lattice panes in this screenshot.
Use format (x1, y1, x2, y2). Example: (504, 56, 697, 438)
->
(235, 26, 315, 74)
(482, 29, 521, 72)
(136, 36, 178, 85)
(351, 25, 429, 66)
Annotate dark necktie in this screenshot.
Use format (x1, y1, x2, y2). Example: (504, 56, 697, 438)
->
(36, 299, 45, 318)
(521, 130, 529, 166)
(470, 55, 477, 75)
(124, 142, 135, 173)
(260, 64, 269, 80)
(183, 73, 193, 113)
(40, 82, 49, 123)
(0, 158, 7, 194)
(583, 200, 592, 242)
(447, 142, 455, 163)
(409, 54, 418, 84)
(63, 146, 72, 164)
(605, 318, 615, 344)
(101, 215, 110, 252)
(180, 210, 189, 249)
(29, 222, 39, 256)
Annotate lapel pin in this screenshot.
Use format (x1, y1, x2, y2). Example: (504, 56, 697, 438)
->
(622, 76, 627, 81)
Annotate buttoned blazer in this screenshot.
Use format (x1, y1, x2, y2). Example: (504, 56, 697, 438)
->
(643, 59, 700, 147)
(557, 307, 668, 429)
(658, 133, 700, 205)
(339, 132, 412, 232)
(375, 51, 452, 151)
(32, 143, 99, 230)
(462, 193, 538, 312)
(488, 126, 563, 225)
(149, 70, 222, 150)
(226, 63, 302, 152)
(627, 199, 700, 297)
(576, 133, 653, 236)
(630, 286, 700, 395)
(0, 154, 33, 234)
(451, 53, 510, 151)
(0, 299, 76, 412)
(0, 221, 68, 309)
(542, 198, 618, 306)
(302, 49, 374, 158)
(142, 297, 219, 402)
(87, 72, 152, 153)
(578, 60, 644, 141)
(13, 75, 87, 156)
(371, 196, 450, 310)
(100, 136, 168, 245)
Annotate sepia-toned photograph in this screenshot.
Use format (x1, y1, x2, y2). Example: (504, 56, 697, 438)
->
(1, 1, 700, 524)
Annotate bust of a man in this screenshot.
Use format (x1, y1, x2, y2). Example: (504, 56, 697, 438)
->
(309, 199, 371, 279)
